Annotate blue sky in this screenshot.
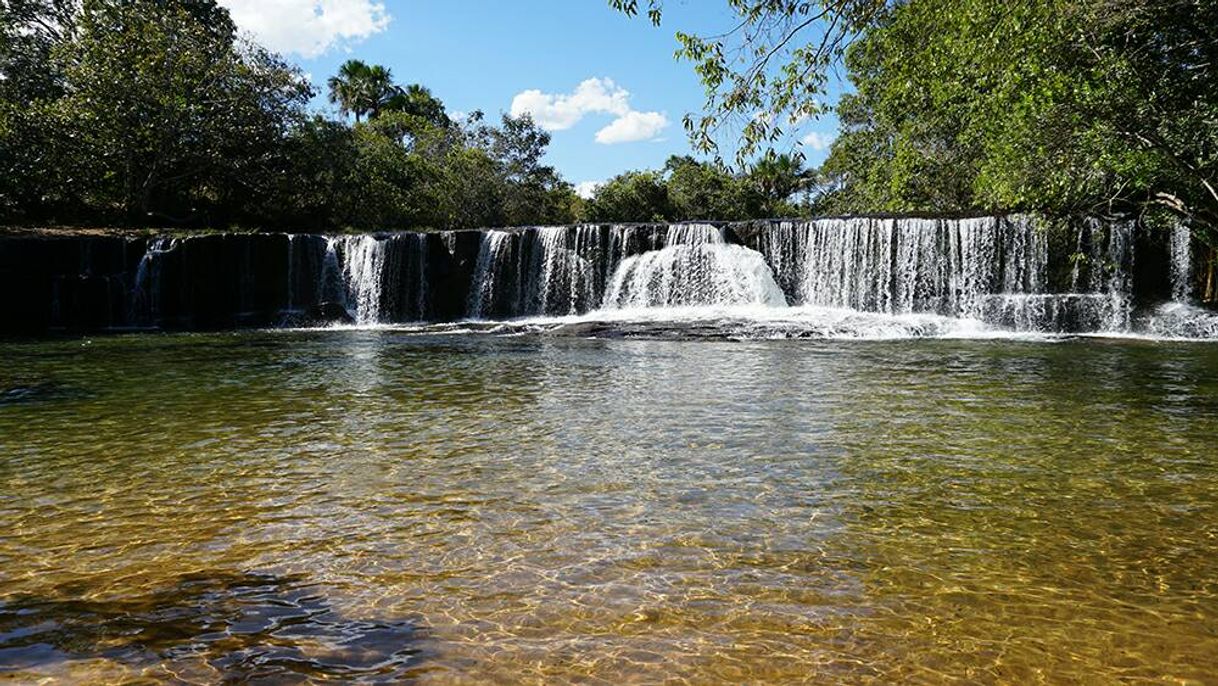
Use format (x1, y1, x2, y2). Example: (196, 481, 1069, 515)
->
(218, 1, 844, 194)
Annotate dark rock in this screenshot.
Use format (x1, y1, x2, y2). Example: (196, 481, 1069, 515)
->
(305, 301, 354, 325)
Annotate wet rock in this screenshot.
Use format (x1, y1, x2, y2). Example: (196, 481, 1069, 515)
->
(305, 301, 354, 325)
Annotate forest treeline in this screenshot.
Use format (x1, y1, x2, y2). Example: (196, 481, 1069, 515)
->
(0, 0, 813, 231)
(2, 0, 1215, 238)
(614, 0, 1216, 245)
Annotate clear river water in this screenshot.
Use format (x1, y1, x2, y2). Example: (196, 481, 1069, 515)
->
(2, 323, 1217, 684)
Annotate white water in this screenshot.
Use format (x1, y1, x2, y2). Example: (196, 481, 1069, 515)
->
(117, 217, 1215, 339)
(128, 237, 178, 323)
(760, 216, 1049, 316)
(1171, 222, 1193, 302)
(603, 244, 787, 310)
(468, 230, 513, 318)
(339, 235, 387, 325)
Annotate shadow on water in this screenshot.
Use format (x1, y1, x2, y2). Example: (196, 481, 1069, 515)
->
(0, 380, 94, 407)
(0, 570, 425, 683)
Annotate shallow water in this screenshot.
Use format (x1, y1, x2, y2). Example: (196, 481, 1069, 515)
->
(2, 328, 1217, 683)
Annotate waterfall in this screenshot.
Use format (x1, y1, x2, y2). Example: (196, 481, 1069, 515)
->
(340, 235, 388, 324)
(1171, 222, 1192, 302)
(468, 230, 515, 319)
(759, 216, 1047, 317)
(664, 223, 724, 246)
(603, 243, 787, 309)
(1060, 218, 1134, 330)
(128, 237, 177, 324)
(286, 234, 297, 312)
(756, 216, 1148, 332)
(467, 224, 681, 319)
(20, 215, 1214, 337)
(533, 226, 595, 316)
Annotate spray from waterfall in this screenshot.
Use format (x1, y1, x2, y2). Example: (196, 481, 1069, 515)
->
(603, 243, 787, 309)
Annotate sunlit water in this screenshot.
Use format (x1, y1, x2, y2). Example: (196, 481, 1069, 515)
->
(2, 327, 1218, 683)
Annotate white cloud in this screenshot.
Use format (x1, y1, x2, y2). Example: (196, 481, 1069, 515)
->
(510, 78, 631, 131)
(511, 77, 669, 144)
(801, 131, 837, 151)
(595, 111, 669, 144)
(219, 0, 391, 58)
(574, 181, 603, 199)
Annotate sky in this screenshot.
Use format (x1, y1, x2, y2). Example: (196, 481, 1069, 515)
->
(217, 0, 845, 197)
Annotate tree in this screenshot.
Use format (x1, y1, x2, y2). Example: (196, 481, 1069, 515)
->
(382, 84, 450, 127)
(664, 155, 758, 220)
(586, 171, 672, 222)
(819, 0, 1217, 240)
(16, 0, 312, 224)
(620, 0, 1216, 244)
(748, 152, 811, 216)
(611, 0, 890, 166)
(327, 59, 400, 123)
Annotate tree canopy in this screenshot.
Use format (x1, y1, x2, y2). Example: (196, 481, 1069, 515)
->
(0, 0, 814, 231)
(615, 0, 1218, 242)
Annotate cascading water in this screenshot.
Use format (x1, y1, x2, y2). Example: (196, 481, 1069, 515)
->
(532, 226, 595, 316)
(24, 215, 1216, 338)
(311, 235, 420, 325)
(468, 230, 515, 319)
(128, 237, 178, 324)
(603, 244, 786, 309)
(339, 235, 387, 324)
(467, 224, 684, 319)
(760, 216, 1048, 318)
(1058, 218, 1134, 331)
(1171, 222, 1192, 302)
(757, 215, 1148, 332)
(663, 223, 725, 246)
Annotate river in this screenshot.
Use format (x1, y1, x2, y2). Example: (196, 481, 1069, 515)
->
(2, 328, 1216, 683)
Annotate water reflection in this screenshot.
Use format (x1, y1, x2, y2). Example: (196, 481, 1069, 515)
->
(0, 332, 1216, 683)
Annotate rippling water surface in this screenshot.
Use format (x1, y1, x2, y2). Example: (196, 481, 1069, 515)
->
(2, 329, 1217, 683)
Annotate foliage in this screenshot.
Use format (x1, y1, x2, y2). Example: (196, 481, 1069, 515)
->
(610, 0, 889, 166)
(586, 171, 673, 222)
(1, 0, 841, 231)
(0, 0, 585, 230)
(586, 154, 814, 221)
(617, 0, 1218, 241)
(59, 0, 313, 223)
(818, 0, 1217, 238)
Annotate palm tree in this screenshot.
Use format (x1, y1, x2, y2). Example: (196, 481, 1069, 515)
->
(327, 60, 400, 122)
(381, 84, 449, 126)
(362, 64, 398, 119)
(751, 152, 811, 213)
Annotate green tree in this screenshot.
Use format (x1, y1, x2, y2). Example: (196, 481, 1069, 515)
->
(748, 152, 811, 216)
(611, 0, 888, 166)
(46, 0, 311, 223)
(382, 84, 450, 127)
(586, 171, 672, 222)
(664, 155, 758, 220)
(820, 0, 1217, 239)
(327, 59, 400, 123)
